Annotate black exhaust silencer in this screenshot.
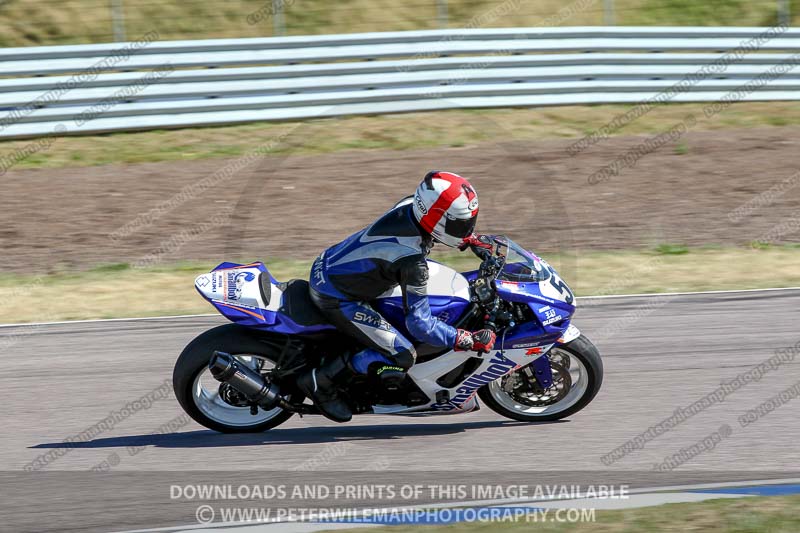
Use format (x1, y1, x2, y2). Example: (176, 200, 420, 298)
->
(208, 351, 280, 409)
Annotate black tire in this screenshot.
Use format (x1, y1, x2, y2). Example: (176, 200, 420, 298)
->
(173, 324, 295, 433)
(478, 334, 603, 422)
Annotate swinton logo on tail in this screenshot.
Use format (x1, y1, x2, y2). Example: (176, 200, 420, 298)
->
(225, 271, 255, 301)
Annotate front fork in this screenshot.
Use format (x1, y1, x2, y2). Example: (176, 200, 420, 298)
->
(531, 355, 554, 389)
(531, 324, 580, 389)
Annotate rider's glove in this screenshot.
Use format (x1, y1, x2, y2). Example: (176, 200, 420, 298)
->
(458, 233, 493, 252)
(454, 329, 497, 352)
(472, 329, 497, 352)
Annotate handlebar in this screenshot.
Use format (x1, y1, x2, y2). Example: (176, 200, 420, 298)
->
(463, 235, 507, 354)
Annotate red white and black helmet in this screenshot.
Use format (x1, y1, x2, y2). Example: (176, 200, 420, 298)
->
(412, 171, 479, 247)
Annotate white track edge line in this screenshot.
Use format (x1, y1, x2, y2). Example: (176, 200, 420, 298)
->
(110, 477, 800, 533)
(0, 313, 219, 329)
(3, 285, 800, 329)
(578, 285, 800, 299)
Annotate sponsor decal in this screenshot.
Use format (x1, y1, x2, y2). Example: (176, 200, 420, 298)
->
(496, 280, 526, 293)
(196, 275, 210, 288)
(538, 305, 551, 313)
(525, 347, 543, 356)
(224, 271, 255, 301)
(354, 310, 391, 330)
(512, 341, 542, 349)
(376, 365, 404, 375)
(433, 352, 519, 410)
(414, 194, 428, 215)
(543, 314, 563, 326)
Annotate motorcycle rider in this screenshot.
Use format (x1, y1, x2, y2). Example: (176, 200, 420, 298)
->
(298, 171, 497, 422)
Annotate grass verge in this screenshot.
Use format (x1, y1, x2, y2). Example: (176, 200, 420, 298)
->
(0, 0, 791, 47)
(2, 245, 798, 324)
(339, 494, 800, 532)
(4, 102, 800, 171)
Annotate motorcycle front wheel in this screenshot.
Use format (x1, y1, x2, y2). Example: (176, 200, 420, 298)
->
(478, 334, 603, 422)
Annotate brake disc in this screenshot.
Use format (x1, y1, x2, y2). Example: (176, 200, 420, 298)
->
(501, 356, 572, 407)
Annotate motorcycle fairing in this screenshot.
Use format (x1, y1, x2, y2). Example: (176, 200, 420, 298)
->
(195, 262, 334, 334)
(399, 257, 578, 412)
(558, 324, 582, 344)
(393, 318, 580, 413)
(495, 280, 575, 337)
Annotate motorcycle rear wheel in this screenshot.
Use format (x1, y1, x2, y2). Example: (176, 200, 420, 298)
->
(478, 334, 603, 422)
(173, 324, 295, 433)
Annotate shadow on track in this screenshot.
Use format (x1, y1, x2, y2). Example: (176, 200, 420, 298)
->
(32, 419, 565, 449)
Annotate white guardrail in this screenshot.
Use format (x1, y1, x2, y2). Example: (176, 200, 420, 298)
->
(1, 26, 800, 139)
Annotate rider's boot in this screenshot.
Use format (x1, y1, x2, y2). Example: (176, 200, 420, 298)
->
(297, 354, 354, 423)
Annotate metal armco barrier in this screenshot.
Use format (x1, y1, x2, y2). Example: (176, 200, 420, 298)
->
(1, 26, 799, 139)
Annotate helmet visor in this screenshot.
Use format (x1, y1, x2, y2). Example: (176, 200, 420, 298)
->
(444, 214, 477, 240)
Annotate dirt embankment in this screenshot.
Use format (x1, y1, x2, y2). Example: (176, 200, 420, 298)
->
(2, 127, 799, 273)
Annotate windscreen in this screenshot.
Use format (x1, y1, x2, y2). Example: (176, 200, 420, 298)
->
(493, 235, 550, 283)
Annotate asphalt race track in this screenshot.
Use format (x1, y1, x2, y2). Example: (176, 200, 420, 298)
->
(2, 289, 799, 532)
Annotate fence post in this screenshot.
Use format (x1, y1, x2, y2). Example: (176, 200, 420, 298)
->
(603, 0, 615, 25)
(778, 0, 790, 26)
(437, 0, 449, 28)
(110, 0, 126, 41)
(272, 0, 286, 36)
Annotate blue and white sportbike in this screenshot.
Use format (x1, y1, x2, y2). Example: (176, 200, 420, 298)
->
(173, 235, 603, 432)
